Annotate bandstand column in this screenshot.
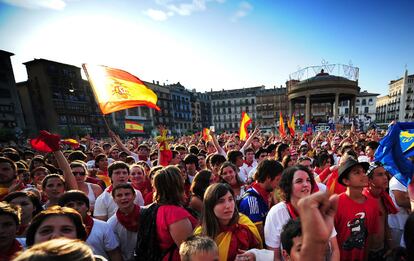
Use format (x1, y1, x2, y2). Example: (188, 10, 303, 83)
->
(334, 93, 339, 123)
(351, 97, 356, 118)
(305, 95, 310, 124)
(289, 100, 293, 116)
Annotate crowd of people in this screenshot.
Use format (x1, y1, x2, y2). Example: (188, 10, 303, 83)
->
(0, 124, 414, 261)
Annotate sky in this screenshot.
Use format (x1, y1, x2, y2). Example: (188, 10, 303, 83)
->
(0, 0, 413, 96)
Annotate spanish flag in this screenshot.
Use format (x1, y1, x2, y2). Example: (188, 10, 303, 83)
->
(125, 120, 144, 133)
(82, 64, 160, 114)
(239, 112, 252, 141)
(202, 128, 212, 141)
(288, 113, 295, 137)
(279, 112, 286, 137)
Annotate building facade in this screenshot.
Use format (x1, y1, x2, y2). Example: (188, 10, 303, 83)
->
(376, 70, 414, 123)
(18, 58, 106, 137)
(256, 87, 288, 130)
(0, 50, 25, 138)
(338, 90, 379, 123)
(210, 86, 263, 132)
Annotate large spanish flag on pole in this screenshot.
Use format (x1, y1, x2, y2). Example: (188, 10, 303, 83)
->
(239, 112, 252, 141)
(125, 120, 144, 133)
(82, 64, 160, 114)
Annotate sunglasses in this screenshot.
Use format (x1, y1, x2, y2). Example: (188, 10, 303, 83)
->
(72, 171, 86, 176)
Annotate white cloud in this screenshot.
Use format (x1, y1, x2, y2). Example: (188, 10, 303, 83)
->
(144, 9, 172, 21)
(1, 0, 66, 10)
(147, 0, 224, 20)
(231, 1, 252, 22)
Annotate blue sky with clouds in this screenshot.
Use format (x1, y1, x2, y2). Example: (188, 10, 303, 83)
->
(0, 0, 413, 95)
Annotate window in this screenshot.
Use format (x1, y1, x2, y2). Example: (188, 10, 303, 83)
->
(345, 108, 349, 114)
(364, 107, 369, 113)
(362, 99, 366, 105)
(356, 107, 359, 114)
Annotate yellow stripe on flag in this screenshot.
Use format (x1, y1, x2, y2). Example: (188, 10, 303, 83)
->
(82, 64, 160, 114)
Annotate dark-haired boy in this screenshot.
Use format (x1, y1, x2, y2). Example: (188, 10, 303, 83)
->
(108, 183, 140, 261)
(94, 161, 144, 221)
(58, 190, 122, 261)
(239, 159, 283, 238)
(334, 158, 380, 261)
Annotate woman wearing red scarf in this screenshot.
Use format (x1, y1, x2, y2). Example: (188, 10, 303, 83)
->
(108, 183, 141, 261)
(129, 164, 151, 198)
(264, 165, 340, 261)
(363, 162, 398, 259)
(58, 190, 122, 261)
(194, 183, 262, 261)
(0, 202, 22, 261)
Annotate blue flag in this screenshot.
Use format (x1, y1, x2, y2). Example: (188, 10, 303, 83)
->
(375, 122, 414, 186)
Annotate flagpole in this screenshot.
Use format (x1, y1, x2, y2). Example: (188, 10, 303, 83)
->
(82, 64, 112, 134)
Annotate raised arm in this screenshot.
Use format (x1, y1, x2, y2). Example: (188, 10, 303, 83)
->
(53, 150, 77, 190)
(241, 127, 261, 152)
(109, 130, 133, 156)
(210, 130, 226, 156)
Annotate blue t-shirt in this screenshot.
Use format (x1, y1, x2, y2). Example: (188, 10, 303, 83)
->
(238, 187, 269, 223)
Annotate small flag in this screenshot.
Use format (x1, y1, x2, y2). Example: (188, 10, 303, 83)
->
(82, 64, 160, 114)
(125, 120, 144, 133)
(289, 114, 296, 137)
(62, 138, 80, 149)
(279, 112, 286, 137)
(156, 129, 174, 166)
(239, 112, 252, 141)
(202, 128, 212, 141)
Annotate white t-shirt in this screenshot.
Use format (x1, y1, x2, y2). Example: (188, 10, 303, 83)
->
(108, 215, 138, 261)
(86, 218, 119, 258)
(264, 201, 337, 249)
(94, 186, 144, 219)
(239, 161, 257, 182)
(388, 177, 409, 230)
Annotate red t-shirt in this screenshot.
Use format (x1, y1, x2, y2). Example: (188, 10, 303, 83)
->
(324, 170, 346, 195)
(334, 193, 379, 261)
(156, 205, 198, 261)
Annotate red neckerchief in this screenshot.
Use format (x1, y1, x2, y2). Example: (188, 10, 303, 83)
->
(116, 204, 140, 232)
(138, 155, 148, 161)
(244, 160, 254, 168)
(286, 202, 299, 219)
(363, 188, 398, 215)
(252, 182, 270, 207)
(0, 239, 22, 260)
(106, 185, 113, 193)
(84, 215, 94, 237)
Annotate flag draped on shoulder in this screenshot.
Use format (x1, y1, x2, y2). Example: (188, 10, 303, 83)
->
(82, 64, 160, 114)
(279, 112, 285, 137)
(375, 122, 414, 186)
(125, 120, 144, 133)
(239, 112, 252, 141)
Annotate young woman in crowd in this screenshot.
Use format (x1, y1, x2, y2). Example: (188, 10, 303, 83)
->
(25, 206, 87, 247)
(129, 164, 151, 198)
(264, 165, 340, 261)
(69, 161, 103, 213)
(94, 154, 110, 187)
(153, 166, 198, 261)
(189, 169, 214, 214)
(218, 162, 245, 200)
(194, 183, 262, 261)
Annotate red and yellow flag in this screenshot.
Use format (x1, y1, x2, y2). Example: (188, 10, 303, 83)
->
(239, 112, 252, 141)
(288, 114, 296, 137)
(279, 112, 286, 137)
(62, 138, 80, 149)
(202, 128, 212, 141)
(125, 120, 144, 133)
(82, 64, 160, 114)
